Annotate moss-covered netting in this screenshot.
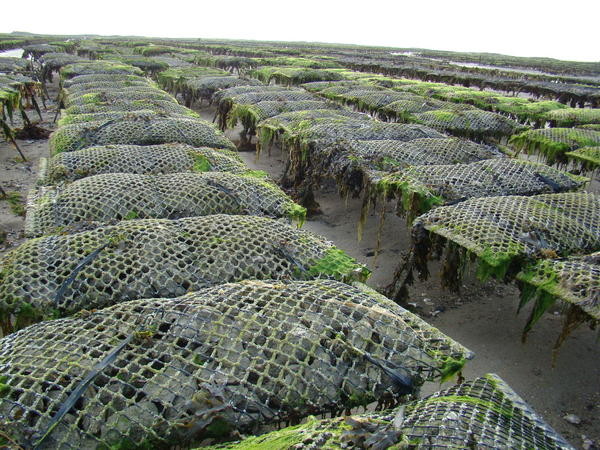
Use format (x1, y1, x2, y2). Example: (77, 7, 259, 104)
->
(378, 158, 586, 219)
(26, 172, 304, 236)
(0, 279, 471, 448)
(38, 144, 248, 185)
(0, 215, 369, 332)
(206, 373, 572, 449)
(49, 113, 235, 153)
(510, 127, 600, 165)
(517, 252, 599, 340)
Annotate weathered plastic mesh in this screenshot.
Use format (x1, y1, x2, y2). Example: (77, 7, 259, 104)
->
(183, 76, 263, 102)
(60, 62, 144, 79)
(342, 138, 503, 170)
(288, 138, 504, 200)
(288, 119, 446, 148)
(211, 373, 572, 450)
(300, 81, 359, 93)
(63, 74, 152, 88)
(331, 89, 412, 110)
(212, 85, 290, 104)
(64, 80, 156, 94)
(63, 89, 178, 108)
(26, 172, 304, 236)
(40, 53, 87, 81)
(228, 100, 337, 132)
(0, 279, 471, 448)
(410, 192, 600, 290)
(564, 146, 600, 172)
(379, 158, 586, 218)
(545, 107, 600, 127)
(22, 44, 60, 59)
(58, 108, 200, 125)
(0, 215, 369, 332)
(40, 144, 247, 185)
(412, 110, 523, 140)
(517, 253, 599, 325)
(510, 127, 600, 165)
(380, 96, 474, 119)
(251, 67, 345, 85)
(0, 57, 29, 73)
(49, 114, 236, 153)
(62, 98, 196, 116)
(256, 110, 373, 150)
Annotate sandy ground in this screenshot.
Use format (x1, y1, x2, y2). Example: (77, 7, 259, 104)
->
(194, 105, 600, 448)
(0, 87, 597, 448)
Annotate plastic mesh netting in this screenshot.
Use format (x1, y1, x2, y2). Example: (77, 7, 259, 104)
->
(63, 74, 152, 88)
(39, 144, 247, 185)
(413, 110, 524, 141)
(60, 62, 144, 79)
(564, 146, 600, 172)
(181, 76, 263, 104)
(210, 373, 572, 449)
(63, 89, 178, 108)
(0, 215, 369, 332)
(0, 279, 471, 448)
(510, 127, 600, 165)
(341, 137, 502, 170)
(227, 100, 337, 134)
(49, 113, 236, 153)
(26, 172, 304, 236)
(62, 98, 195, 116)
(57, 108, 199, 125)
(63, 80, 158, 94)
(517, 253, 599, 336)
(286, 138, 503, 200)
(378, 158, 586, 219)
(40, 53, 87, 82)
(406, 192, 600, 292)
(545, 107, 600, 127)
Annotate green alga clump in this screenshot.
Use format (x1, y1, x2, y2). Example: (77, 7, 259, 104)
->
(305, 248, 370, 283)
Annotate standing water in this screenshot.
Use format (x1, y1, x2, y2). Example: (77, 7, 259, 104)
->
(0, 48, 24, 58)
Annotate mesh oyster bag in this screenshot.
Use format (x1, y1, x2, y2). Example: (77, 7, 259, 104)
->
(38, 144, 247, 185)
(0, 215, 369, 332)
(378, 158, 586, 219)
(49, 114, 236, 154)
(0, 280, 471, 448)
(510, 127, 600, 165)
(63, 74, 154, 88)
(218, 89, 317, 130)
(26, 172, 305, 236)
(517, 252, 599, 339)
(564, 146, 600, 172)
(227, 100, 337, 134)
(181, 76, 263, 104)
(63, 89, 178, 108)
(57, 108, 200, 126)
(412, 109, 524, 141)
(63, 78, 156, 94)
(401, 192, 600, 295)
(210, 373, 572, 449)
(60, 61, 144, 79)
(62, 98, 197, 116)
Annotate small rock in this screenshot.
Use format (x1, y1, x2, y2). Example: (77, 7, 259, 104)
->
(581, 435, 596, 450)
(422, 298, 432, 305)
(563, 413, 581, 425)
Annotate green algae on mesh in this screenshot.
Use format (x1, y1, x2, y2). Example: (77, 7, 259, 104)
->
(438, 356, 467, 382)
(202, 416, 350, 450)
(422, 395, 514, 420)
(475, 243, 526, 282)
(305, 248, 370, 282)
(565, 146, 600, 171)
(376, 175, 445, 221)
(192, 154, 212, 172)
(0, 376, 10, 398)
(286, 203, 307, 227)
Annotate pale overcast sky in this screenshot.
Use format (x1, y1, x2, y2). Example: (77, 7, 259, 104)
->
(2, 0, 599, 62)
